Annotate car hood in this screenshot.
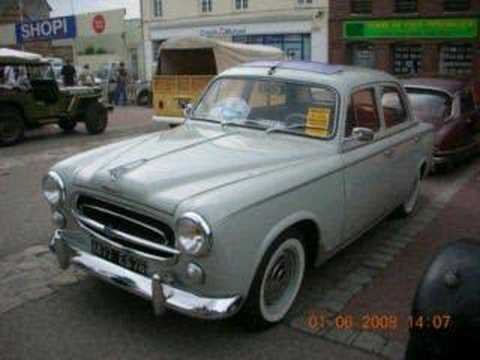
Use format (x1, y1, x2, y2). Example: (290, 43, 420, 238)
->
(73, 123, 327, 214)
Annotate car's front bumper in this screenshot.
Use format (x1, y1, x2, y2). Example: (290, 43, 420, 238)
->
(49, 230, 242, 320)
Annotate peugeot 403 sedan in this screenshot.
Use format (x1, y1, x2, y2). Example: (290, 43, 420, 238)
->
(43, 62, 434, 329)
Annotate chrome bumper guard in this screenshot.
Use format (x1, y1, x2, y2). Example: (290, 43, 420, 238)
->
(50, 230, 241, 320)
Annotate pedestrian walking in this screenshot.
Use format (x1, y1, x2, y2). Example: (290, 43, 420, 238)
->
(114, 62, 128, 106)
(61, 59, 76, 87)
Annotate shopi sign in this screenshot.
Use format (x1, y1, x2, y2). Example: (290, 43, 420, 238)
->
(16, 16, 77, 43)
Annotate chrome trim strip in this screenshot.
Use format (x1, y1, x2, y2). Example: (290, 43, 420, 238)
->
(80, 204, 167, 239)
(75, 212, 179, 256)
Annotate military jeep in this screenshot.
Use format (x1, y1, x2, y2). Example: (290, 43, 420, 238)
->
(0, 49, 109, 146)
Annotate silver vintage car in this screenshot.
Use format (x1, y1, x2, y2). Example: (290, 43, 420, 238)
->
(43, 61, 434, 329)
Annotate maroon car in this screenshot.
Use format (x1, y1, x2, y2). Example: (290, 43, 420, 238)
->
(403, 78, 480, 169)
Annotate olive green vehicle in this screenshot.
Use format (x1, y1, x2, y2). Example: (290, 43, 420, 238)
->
(0, 49, 110, 146)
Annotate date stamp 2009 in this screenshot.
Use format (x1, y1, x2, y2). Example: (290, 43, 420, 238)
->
(305, 310, 452, 332)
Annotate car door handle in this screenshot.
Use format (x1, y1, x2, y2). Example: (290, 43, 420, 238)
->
(384, 149, 395, 158)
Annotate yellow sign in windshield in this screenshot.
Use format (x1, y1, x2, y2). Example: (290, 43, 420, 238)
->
(305, 107, 331, 137)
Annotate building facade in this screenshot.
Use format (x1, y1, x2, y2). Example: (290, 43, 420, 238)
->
(329, 0, 480, 79)
(141, 0, 330, 80)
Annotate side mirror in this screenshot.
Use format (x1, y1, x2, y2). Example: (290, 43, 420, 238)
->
(352, 127, 375, 142)
(183, 103, 193, 118)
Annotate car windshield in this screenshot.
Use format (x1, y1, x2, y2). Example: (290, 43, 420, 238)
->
(405, 88, 452, 123)
(192, 78, 338, 139)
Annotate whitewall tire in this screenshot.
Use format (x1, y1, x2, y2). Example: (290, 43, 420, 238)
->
(238, 230, 306, 330)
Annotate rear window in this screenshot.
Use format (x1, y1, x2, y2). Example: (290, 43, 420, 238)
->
(405, 88, 452, 123)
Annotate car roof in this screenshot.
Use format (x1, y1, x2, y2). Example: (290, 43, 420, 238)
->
(220, 61, 399, 94)
(402, 78, 468, 96)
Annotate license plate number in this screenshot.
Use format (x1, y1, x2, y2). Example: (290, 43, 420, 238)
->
(91, 239, 148, 276)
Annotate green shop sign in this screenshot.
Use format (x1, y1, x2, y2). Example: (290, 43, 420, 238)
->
(344, 18, 479, 40)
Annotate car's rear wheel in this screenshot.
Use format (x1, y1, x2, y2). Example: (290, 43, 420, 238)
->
(398, 172, 422, 217)
(85, 102, 108, 135)
(238, 230, 306, 330)
(0, 107, 25, 146)
(58, 117, 77, 132)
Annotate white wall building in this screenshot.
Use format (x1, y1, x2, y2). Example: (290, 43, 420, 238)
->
(141, 0, 329, 80)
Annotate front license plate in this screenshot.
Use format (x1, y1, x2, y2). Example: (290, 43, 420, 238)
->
(91, 239, 148, 276)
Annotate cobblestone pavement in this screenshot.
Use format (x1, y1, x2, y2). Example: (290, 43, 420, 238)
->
(1, 108, 479, 359)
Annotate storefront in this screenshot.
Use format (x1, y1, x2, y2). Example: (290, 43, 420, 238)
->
(331, 15, 480, 79)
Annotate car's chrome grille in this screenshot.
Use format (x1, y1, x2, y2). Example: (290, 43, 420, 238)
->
(75, 195, 178, 259)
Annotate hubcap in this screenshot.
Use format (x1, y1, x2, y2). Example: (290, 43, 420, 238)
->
(264, 250, 297, 306)
(404, 176, 420, 214)
(260, 238, 305, 322)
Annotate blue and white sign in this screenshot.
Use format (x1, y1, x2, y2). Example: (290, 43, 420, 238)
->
(16, 16, 77, 43)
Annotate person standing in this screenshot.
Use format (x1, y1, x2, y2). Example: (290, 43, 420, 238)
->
(114, 62, 128, 106)
(61, 59, 76, 87)
(4, 65, 16, 86)
(79, 64, 94, 86)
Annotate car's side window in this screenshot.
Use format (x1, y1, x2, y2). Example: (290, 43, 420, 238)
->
(346, 88, 381, 137)
(381, 86, 409, 128)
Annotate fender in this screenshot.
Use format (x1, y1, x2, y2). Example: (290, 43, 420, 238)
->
(255, 210, 325, 271)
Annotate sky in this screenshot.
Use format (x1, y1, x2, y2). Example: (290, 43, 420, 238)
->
(48, 0, 141, 19)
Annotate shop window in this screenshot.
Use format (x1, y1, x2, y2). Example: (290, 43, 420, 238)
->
(439, 44, 473, 76)
(351, 0, 372, 14)
(201, 0, 213, 13)
(444, 0, 470, 12)
(346, 89, 380, 137)
(297, 0, 314, 6)
(393, 44, 423, 75)
(395, 0, 417, 13)
(350, 43, 375, 69)
(153, 0, 162, 17)
(235, 0, 248, 10)
(381, 87, 408, 128)
(232, 34, 312, 61)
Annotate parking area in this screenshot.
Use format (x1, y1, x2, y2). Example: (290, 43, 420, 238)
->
(1, 106, 479, 360)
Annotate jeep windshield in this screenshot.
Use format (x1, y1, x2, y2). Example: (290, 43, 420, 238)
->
(192, 78, 338, 139)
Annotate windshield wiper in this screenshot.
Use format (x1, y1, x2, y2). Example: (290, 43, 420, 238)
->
(266, 123, 310, 134)
(221, 118, 270, 130)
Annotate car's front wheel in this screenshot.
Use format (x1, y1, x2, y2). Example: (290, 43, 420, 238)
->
(0, 107, 25, 146)
(85, 102, 108, 135)
(58, 117, 77, 132)
(239, 230, 306, 330)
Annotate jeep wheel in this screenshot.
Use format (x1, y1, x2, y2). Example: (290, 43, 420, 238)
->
(238, 229, 306, 330)
(85, 102, 108, 135)
(136, 90, 152, 107)
(58, 117, 77, 132)
(0, 107, 25, 146)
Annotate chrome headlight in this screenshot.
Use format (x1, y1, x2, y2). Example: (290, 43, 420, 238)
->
(42, 171, 65, 207)
(176, 212, 212, 257)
